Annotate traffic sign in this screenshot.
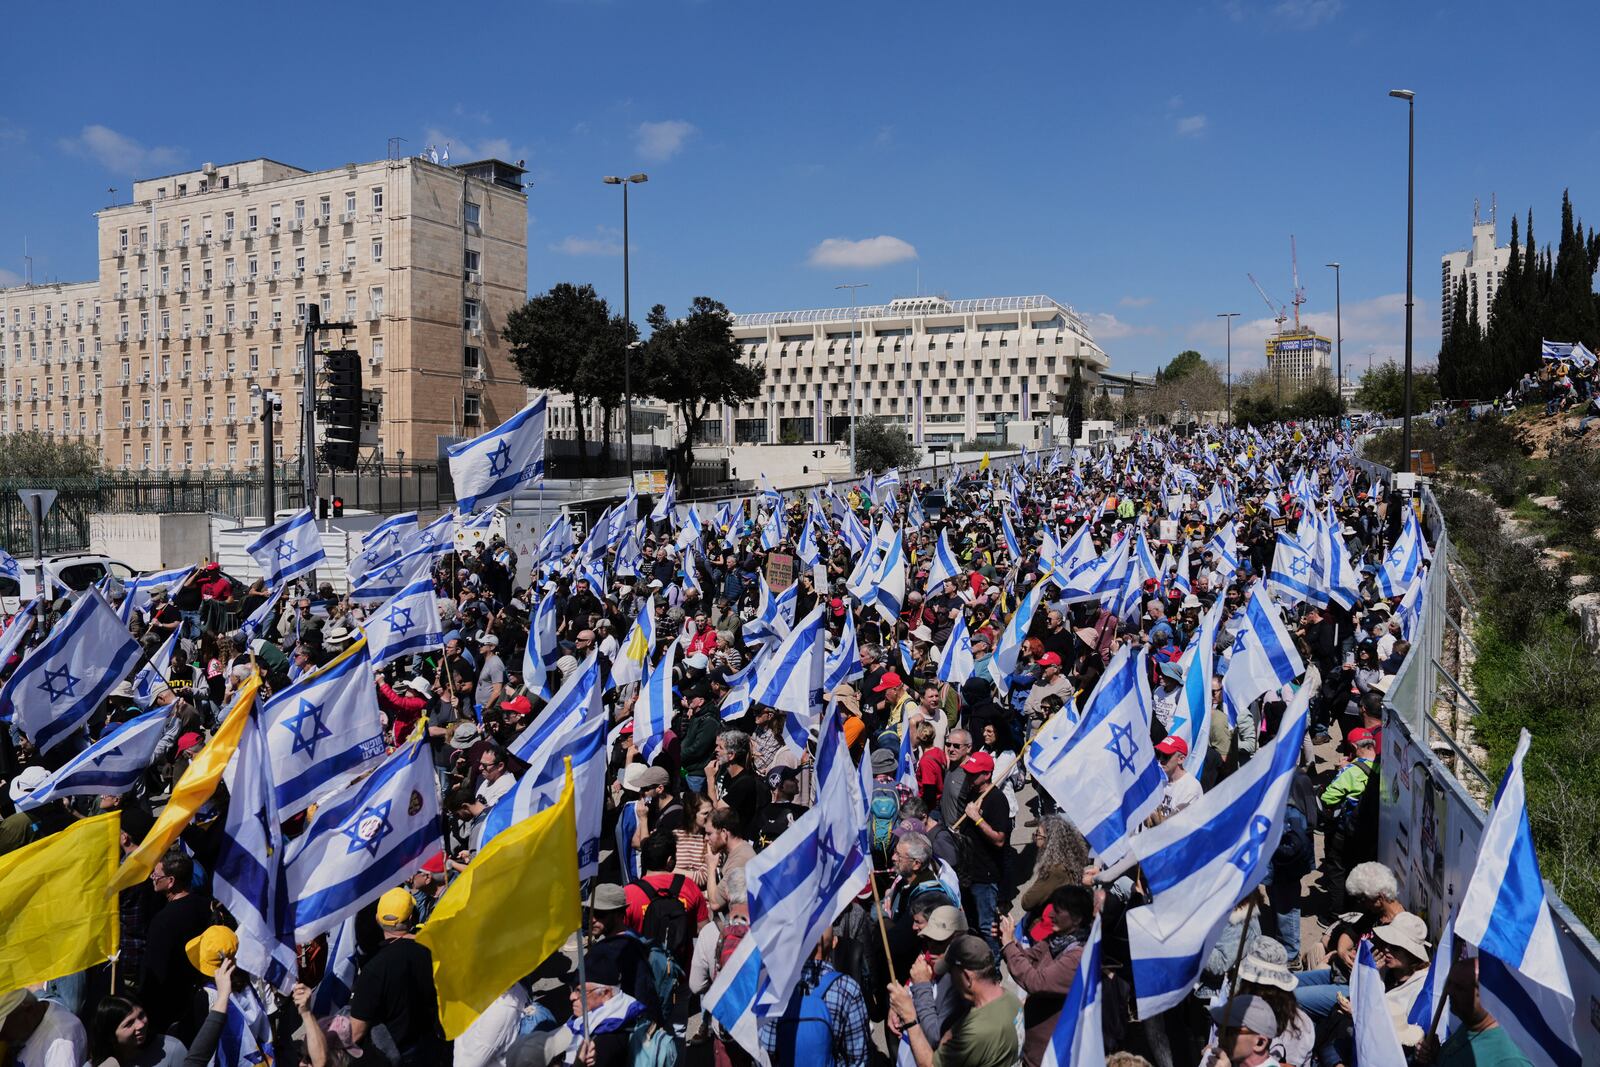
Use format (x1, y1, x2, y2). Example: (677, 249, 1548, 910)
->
(17, 489, 57, 518)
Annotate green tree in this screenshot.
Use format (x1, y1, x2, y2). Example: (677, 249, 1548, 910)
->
(1285, 383, 1345, 420)
(639, 297, 765, 486)
(0, 433, 102, 480)
(1064, 364, 1085, 442)
(1548, 189, 1600, 349)
(852, 415, 917, 474)
(1090, 386, 1115, 423)
(1160, 349, 1206, 382)
(1354, 360, 1441, 417)
(503, 283, 632, 473)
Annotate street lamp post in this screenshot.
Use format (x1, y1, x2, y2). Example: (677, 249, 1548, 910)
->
(1217, 312, 1239, 427)
(835, 283, 868, 475)
(1326, 262, 1343, 401)
(603, 173, 648, 480)
(1389, 89, 1415, 469)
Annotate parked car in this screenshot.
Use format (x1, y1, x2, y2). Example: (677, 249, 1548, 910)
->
(1, 553, 138, 614)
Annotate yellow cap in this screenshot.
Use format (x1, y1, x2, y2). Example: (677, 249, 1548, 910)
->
(185, 925, 239, 977)
(376, 887, 417, 928)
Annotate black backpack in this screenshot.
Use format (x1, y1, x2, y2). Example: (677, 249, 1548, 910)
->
(632, 875, 694, 968)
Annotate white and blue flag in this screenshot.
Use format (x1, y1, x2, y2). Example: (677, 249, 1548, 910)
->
(499, 654, 607, 876)
(1266, 532, 1319, 606)
(14, 707, 168, 811)
(1406, 913, 1458, 1043)
(361, 511, 418, 553)
(1, 588, 141, 753)
(285, 736, 442, 941)
(349, 544, 436, 604)
(263, 641, 386, 817)
(634, 641, 677, 764)
(447, 395, 547, 513)
(1377, 508, 1424, 599)
(363, 576, 445, 669)
(524, 593, 562, 698)
(1025, 644, 1162, 863)
(1352, 940, 1408, 1067)
(1454, 730, 1580, 1067)
(214, 700, 298, 992)
(1322, 509, 1362, 612)
(1123, 681, 1313, 1016)
(130, 629, 180, 707)
(1221, 583, 1305, 727)
(0, 549, 19, 582)
(311, 916, 360, 1017)
(247, 508, 326, 586)
(935, 609, 975, 685)
(1039, 915, 1105, 1067)
(536, 513, 576, 566)
(871, 526, 906, 627)
(824, 607, 863, 693)
(749, 605, 827, 754)
(118, 565, 196, 624)
(993, 580, 1048, 697)
(239, 584, 285, 642)
(1173, 598, 1225, 779)
(924, 529, 962, 594)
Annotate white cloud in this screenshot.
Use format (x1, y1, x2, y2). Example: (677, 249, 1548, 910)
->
(1273, 0, 1342, 27)
(57, 125, 182, 175)
(806, 236, 918, 270)
(0, 268, 21, 287)
(635, 120, 696, 162)
(550, 226, 623, 257)
(1183, 291, 1437, 375)
(1083, 311, 1161, 340)
(1175, 114, 1209, 137)
(421, 128, 513, 163)
(1120, 295, 1155, 308)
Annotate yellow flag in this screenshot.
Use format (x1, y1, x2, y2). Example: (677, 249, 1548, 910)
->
(109, 675, 261, 894)
(0, 811, 121, 991)
(417, 762, 581, 1039)
(979, 451, 991, 471)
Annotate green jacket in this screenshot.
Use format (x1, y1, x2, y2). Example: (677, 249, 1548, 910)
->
(679, 709, 722, 773)
(1321, 757, 1373, 809)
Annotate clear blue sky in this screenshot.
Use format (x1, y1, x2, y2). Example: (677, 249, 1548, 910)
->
(2, 0, 1597, 375)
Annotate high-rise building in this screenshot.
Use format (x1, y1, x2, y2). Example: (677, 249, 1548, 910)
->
(1, 153, 528, 472)
(1441, 196, 1510, 343)
(715, 294, 1110, 447)
(1265, 328, 1333, 387)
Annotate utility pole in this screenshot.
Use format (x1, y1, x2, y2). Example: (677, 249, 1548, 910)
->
(257, 388, 281, 521)
(302, 304, 320, 507)
(1390, 89, 1416, 468)
(836, 283, 868, 475)
(1326, 262, 1343, 400)
(1217, 312, 1239, 427)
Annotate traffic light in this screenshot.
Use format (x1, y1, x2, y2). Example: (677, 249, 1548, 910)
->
(331, 495, 345, 518)
(319, 349, 362, 471)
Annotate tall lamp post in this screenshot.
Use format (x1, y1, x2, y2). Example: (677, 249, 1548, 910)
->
(1217, 312, 1239, 427)
(1389, 89, 1415, 469)
(835, 282, 868, 475)
(1326, 262, 1343, 402)
(603, 173, 648, 480)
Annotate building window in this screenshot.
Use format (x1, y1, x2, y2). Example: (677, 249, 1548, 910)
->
(464, 249, 480, 276)
(371, 238, 384, 263)
(371, 187, 384, 216)
(463, 394, 482, 424)
(372, 338, 384, 363)
(464, 202, 481, 227)
(369, 287, 384, 317)
(464, 345, 481, 370)
(463, 300, 481, 332)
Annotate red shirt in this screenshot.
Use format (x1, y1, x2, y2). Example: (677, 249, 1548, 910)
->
(918, 748, 948, 799)
(623, 872, 709, 932)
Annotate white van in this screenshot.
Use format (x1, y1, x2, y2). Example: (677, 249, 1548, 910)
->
(2, 553, 139, 614)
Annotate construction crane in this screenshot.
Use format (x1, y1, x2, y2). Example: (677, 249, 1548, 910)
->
(1289, 234, 1307, 329)
(1247, 272, 1288, 333)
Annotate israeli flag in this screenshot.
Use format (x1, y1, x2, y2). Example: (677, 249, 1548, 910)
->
(1025, 644, 1162, 863)
(993, 580, 1048, 697)
(214, 701, 298, 991)
(872, 527, 906, 627)
(14, 707, 168, 811)
(719, 652, 762, 722)
(611, 595, 656, 689)
(1038, 915, 1105, 1067)
(634, 641, 677, 764)
(845, 520, 889, 602)
(131, 629, 180, 707)
(118, 565, 196, 624)
(1266, 533, 1319, 606)
(750, 605, 826, 753)
(311, 915, 360, 1016)
(214, 984, 276, 1067)
(1171, 541, 1192, 600)
(824, 608, 863, 692)
(349, 544, 436, 604)
(363, 576, 445, 669)
(1376, 508, 1424, 599)
(759, 506, 783, 551)
(1173, 598, 1225, 778)
(839, 510, 872, 557)
(742, 574, 789, 651)
(745, 709, 870, 1010)
(537, 513, 576, 566)
(362, 511, 419, 552)
(1455, 729, 1581, 1067)
(1542, 339, 1575, 361)
(447, 395, 547, 513)
(1352, 941, 1408, 1067)
(247, 508, 326, 586)
(1123, 681, 1312, 1016)
(1322, 508, 1362, 612)
(239, 584, 285, 643)
(1207, 523, 1241, 583)
(0, 549, 19, 582)
(347, 542, 402, 590)
(262, 641, 387, 817)
(1221, 583, 1305, 727)
(285, 736, 442, 942)
(935, 609, 975, 685)
(1001, 508, 1023, 560)
(1, 588, 142, 753)
(924, 529, 962, 594)
(498, 654, 607, 875)
(524, 593, 561, 698)
(675, 506, 705, 551)
(1396, 573, 1425, 642)
(1406, 912, 1458, 1042)
(649, 479, 677, 523)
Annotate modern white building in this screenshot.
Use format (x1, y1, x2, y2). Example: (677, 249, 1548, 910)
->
(1441, 197, 1511, 342)
(721, 294, 1110, 448)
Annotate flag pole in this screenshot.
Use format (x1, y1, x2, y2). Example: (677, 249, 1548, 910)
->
(1218, 894, 1260, 1026)
(865, 864, 899, 985)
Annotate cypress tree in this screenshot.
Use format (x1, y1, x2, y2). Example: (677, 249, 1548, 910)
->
(1549, 190, 1599, 347)
(1439, 274, 1472, 398)
(1488, 214, 1523, 391)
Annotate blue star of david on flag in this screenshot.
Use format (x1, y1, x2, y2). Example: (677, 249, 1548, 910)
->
(1228, 814, 1273, 873)
(486, 440, 513, 476)
(1231, 629, 1248, 655)
(1290, 555, 1311, 576)
(384, 605, 415, 636)
(38, 664, 80, 703)
(1104, 720, 1139, 773)
(340, 799, 395, 857)
(276, 541, 299, 563)
(281, 698, 334, 758)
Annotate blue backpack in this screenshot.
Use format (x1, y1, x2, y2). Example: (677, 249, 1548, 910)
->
(771, 971, 842, 1067)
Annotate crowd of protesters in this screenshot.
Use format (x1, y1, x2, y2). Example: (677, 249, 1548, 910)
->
(0, 419, 1532, 1067)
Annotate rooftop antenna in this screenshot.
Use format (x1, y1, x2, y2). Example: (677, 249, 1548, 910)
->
(23, 237, 32, 286)
(1289, 234, 1306, 330)
(1474, 197, 1481, 226)
(386, 136, 407, 161)
(1491, 192, 1497, 225)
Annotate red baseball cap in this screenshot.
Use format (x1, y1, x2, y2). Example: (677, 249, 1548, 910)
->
(961, 751, 996, 774)
(1037, 652, 1062, 668)
(177, 732, 204, 754)
(1155, 736, 1189, 757)
(1347, 728, 1375, 746)
(873, 671, 904, 693)
(502, 694, 533, 716)
(419, 851, 446, 875)
(829, 597, 845, 616)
